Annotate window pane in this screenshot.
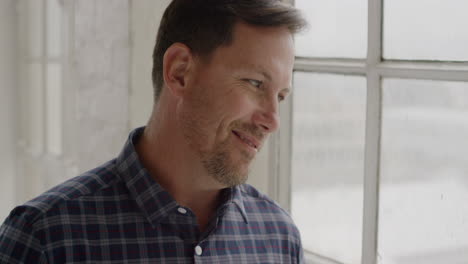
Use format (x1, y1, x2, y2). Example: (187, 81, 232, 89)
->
(383, 0, 468, 61)
(46, 0, 62, 57)
(294, 0, 367, 58)
(291, 72, 366, 264)
(46, 63, 62, 155)
(27, 0, 44, 58)
(379, 79, 468, 264)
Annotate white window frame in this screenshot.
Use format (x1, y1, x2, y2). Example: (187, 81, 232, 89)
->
(16, 0, 77, 203)
(273, 0, 468, 263)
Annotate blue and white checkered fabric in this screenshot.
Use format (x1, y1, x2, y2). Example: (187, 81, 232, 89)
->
(0, 127, 303, 263)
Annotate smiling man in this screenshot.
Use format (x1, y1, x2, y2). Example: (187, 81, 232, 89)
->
(0, 0, 307, 263)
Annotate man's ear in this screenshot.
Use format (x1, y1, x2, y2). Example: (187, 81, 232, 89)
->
(162, 43, 193, 97)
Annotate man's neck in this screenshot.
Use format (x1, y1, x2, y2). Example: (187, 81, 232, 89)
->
(135, 116, 225, 232)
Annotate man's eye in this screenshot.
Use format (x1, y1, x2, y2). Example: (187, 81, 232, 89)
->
(247, 79, 262, 88)
(278, 94, 285, 102)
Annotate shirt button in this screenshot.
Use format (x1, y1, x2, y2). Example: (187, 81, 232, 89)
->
(195, 245, 203, 256)
(177, 207, 187, 214)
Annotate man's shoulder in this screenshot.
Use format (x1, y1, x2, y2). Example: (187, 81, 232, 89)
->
(238, 183, 297, 226)
(11, 159, 124, 225)
(239, 183, 286, 212)
(238, 183, 272, 202)
(237, 183, 303, 248)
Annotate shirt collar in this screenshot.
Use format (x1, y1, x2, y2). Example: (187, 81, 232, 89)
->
(231, 186, 249, 223)
(115, 127, 249, 226)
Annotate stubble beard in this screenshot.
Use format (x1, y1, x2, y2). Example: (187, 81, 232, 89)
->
(180, 109, 251, 188)
(201, 138, 250, 187)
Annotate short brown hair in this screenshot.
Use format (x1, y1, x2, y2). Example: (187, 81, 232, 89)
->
(151, 0, 307, 100)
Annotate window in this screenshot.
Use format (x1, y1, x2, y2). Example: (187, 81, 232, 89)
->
(16, 0, 75, 202)
(277, 0, 468, 263)
(15, 0, 130, 204)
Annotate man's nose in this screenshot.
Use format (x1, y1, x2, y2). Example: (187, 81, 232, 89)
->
(253, 96, 280, 133)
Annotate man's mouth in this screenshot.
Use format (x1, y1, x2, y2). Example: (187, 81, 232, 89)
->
(232, 130, 259, 151)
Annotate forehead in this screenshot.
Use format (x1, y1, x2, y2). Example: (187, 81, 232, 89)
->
(211, 22, 295, 77)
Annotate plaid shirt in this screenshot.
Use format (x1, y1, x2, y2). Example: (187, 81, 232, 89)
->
(0, 127, 303, 263)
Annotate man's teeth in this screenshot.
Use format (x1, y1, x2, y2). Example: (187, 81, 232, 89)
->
(238, 134, 257, 149)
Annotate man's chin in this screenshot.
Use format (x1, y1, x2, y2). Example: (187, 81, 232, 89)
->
(219, 174, 248, 188)
(202, 151, 251, 189)
(213, 164, 249, 187)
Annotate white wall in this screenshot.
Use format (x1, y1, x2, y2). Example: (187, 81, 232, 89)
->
(74, 0, 130, 171)
(0, 0, 17, 220)
(129, 0, 171, 128)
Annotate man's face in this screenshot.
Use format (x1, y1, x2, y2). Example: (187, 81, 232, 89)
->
(179, 22, 295, 187)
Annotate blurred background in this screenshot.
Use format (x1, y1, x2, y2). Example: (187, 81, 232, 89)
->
(1, 0, 468, 263)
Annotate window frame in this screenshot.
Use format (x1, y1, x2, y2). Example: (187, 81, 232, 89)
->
(16, 0, 77, 203)
(275, 0, 468, 263)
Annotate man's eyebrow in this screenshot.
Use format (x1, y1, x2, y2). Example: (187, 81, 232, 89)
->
(252, 67, 292, 91)
(258, 69, 272, 82)
(281, 87, 291, 94)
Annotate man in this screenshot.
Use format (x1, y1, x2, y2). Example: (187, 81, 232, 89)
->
(0, 0, 307, 263)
